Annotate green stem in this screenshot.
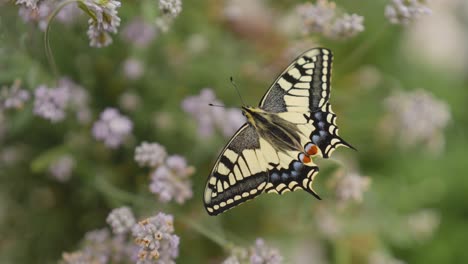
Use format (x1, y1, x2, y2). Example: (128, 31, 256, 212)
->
(181, 218, 234, 250)
(44, 0, 80, 78)
(94, 176, 147, 207)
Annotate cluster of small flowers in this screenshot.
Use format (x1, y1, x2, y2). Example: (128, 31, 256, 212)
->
(333, 170, 371, 204)
(123, 58, 145, 80)
(58, 77, 92, 124)
(159, 0, 182, 18)
(132, 212, 180, 264)
(60, 228, 134, 264)
(61, 208, 180, 264)
(155, 0, 183, 34)
(297, 0, 364, 39)
(17, 0, 80, 31)
(83, 0, 122, 47)
(33, 84, 70, 122)
(0, 80, 29, 111)
(92, 108, 133, 148)
(16, 0, 39, 9)
(122, 0, 182, 48)
(383, 89, 451, 153)
(122, 17, 157, 48)
(222, 238, 283, 264)
(48, 154, 76, 182)
(181, 88, 245, 138)
(134, 141, 194, 204)
(385, 0, 432, 25)
(106, 206, 136, 235)
(33, 77, 91, 123)
(135, 142, 167, 167)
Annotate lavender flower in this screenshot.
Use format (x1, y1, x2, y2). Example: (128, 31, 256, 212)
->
(87, 24, 113, 47)
(385, 0, 432, 25)
(55, 2, 82, 25)
(182, 88, 245, 138)
(223, 239, 283, 264)
(106, 207, 136, 235)
(334, 171, 371, 204)
(149, 155, 194, 204)
(48, 155, 75, 182)
(122, 18, 157, 48)
(15, 0, 38, 9)
(331, 14, 365, 39)
(159, 0, 182, 18)
(58, 77, 91, 124)
(61, 229, 111, 264)
(153, 0, 183, 34)
(155, 16, 173, 33)
(0, 81, 29, 110)
(92, 108, 133, 148)
(250, 239, 283, 264)
(135, 142, 167, 168)
(297, 0, 365, 39)
(123, 58, 144, 80)
(383, 89, 451, 153)
(83, 0, 121, 47)
(297, 0, 336, 34)
(61, 228, 134, 264)
(33, 84, 70, 122)
(132, 212, 180, 264)
(18, 0, 53, 31)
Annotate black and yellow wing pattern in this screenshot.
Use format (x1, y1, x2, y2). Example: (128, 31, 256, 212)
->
(259, 48, 353, 158)
(204, 48, 353, 215)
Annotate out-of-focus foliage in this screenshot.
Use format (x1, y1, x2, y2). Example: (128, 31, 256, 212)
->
(1, 0, 468, 263)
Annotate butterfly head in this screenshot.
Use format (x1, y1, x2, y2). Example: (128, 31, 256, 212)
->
(241, 106, 268, 128)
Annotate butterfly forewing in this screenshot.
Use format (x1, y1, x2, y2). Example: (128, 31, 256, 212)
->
(259, 48, 332, 113)
(260, 48, 353, 158)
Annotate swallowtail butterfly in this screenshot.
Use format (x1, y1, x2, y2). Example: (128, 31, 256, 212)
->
(204, 48, 354, 215)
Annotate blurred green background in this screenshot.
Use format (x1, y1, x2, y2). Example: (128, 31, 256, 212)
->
(1, 0, 467, 263)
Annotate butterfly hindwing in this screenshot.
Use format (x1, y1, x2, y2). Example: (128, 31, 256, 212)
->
(204, 124, 269, 215)
(258, 138, 321, 198)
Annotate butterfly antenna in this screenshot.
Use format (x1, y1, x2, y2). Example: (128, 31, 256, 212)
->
(208, 103, 226, 108)
(230, 77, 246, 106)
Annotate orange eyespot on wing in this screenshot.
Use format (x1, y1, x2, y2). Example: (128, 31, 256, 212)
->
(306, 144, 319, 156)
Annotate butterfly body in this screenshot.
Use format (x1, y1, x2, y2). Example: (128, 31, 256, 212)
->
(242, 106, 304, 153)
(204, 48, 353, 216)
